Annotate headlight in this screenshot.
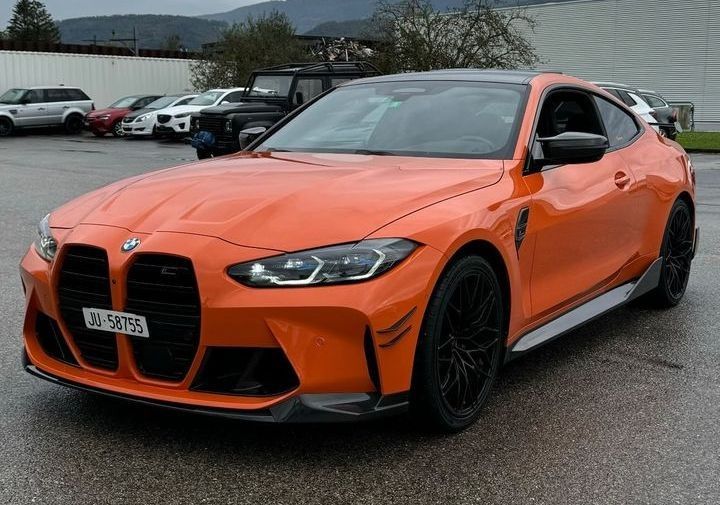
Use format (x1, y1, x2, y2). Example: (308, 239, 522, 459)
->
(174, 112, 191, 119)
(136, 114, 151, 122)
(228, 239, 418, 287)
(96, 114, 110, 121)
(34, 214, 57, 262)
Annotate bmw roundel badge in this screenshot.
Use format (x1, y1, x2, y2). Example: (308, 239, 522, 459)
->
(121, 237, 141, 253)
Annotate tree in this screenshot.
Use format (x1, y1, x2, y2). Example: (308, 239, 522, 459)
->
(371, 0, 537, 74)
(7, 0, 60, 43)
(163, 33, 183, 52)
(191, 12, 308, 90)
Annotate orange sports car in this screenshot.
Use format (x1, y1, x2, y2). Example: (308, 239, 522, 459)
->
(21, 70, 698, 431)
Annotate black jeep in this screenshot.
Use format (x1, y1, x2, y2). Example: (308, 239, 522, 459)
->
(189, 62, 381, 159)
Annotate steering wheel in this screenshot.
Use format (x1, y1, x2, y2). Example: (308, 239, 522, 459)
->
(458, 135, 495, 153)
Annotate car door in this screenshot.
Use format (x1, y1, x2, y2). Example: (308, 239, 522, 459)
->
(14, 89, 47, 126)
(524, 88, 641, 318)
(43, 88, 68, 125)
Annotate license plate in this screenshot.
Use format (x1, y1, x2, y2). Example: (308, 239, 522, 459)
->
(82, 308, 149, 338)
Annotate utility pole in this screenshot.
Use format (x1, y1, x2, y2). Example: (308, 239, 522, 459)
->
(109, 27, 139, 56)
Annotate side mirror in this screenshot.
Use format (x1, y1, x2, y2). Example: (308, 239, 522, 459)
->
(238, 126, 267, 150)
(535, 132, 609, 167)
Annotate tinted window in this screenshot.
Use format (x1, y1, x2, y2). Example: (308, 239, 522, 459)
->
(617, 90, 636, 106)
(65, 89, 89, 101)
(259, 81, 526, 159)
(293, 78, 324, 105)
(643, 94, 667, 108)
(594, 96, 640, 148)
(605, 89, 623, 100)
(24, 89, 44, 104)
(45, 88, 70, 102)
(223, 91, 245, 103)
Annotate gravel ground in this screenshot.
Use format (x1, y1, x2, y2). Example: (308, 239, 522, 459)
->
(1, 133, 718, 504)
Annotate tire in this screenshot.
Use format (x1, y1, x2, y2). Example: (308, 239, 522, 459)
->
(197, 149, 213, 160)
(0, 117, 14, 137)
(64, 114, 84, 135)
(411, 255, 505, 432)
(111, 121, 124, 137)
(647, 198, 694, 308)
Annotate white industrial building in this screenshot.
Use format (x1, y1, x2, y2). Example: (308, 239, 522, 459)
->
(0, 50, 195, 109)
(511, 0, 720, 129)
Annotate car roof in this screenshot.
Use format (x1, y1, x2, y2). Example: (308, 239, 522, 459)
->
(207, 88, 246, 93)
(592, 81, 641, 92)
(347, 69, 561, 86)
(26, 85, 83, 90)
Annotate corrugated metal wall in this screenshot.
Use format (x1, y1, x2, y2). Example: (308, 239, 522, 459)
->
(511, 0, 720, 129)
(0, 51, 196, 108)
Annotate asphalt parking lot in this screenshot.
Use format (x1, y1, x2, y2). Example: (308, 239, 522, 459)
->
(1, 133, 718, 504)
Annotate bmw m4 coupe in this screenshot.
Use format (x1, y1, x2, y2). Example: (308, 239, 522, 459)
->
(21, 70, 698, 431)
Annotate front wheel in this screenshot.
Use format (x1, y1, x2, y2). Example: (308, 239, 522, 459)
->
(648, 198, 694, 308)
(0, 117, 14, 137)
(111, 121, 124, 137)
(197, 149, 213, 160)
(411, 255, 505, 432)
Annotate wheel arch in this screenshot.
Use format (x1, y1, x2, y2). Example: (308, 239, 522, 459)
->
(61, 108, 85, 123)
(676, 191, 695, 221)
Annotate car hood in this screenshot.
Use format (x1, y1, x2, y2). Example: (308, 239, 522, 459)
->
(51, 152, 504, 252)
(201, 102, 282, 115)
(124, 107, 155, 120)
(88, 107, 128, 118)
(159, 105, 209, 116)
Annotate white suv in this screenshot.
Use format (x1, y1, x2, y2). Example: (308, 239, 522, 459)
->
(122, 94, 198, 137)
(155, 88, 246, 137)
(0, 86, 94, 136)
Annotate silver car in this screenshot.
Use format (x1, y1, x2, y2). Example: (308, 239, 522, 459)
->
(0, 86, 94, 137)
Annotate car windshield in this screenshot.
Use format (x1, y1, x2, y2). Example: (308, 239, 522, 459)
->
(146, 96, 179, 109)
(0, 88, 29, 104)
(110, 96, 140, 108)
(247, 75, 293, 97)
(188, 91, 223, 106)
(643, 94, 667, 108)
(257, 81, 525, 159)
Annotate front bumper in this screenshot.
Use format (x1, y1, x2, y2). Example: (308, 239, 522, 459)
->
(23, 351, 408, 422)
(85, 118, 114, 133)
(156, 117, 190, 135)
(122, 117, 155, 136)
(20, 225, 440, 420)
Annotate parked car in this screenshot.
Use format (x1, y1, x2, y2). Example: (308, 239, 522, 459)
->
(190, 62, 381, 159)
(85, 95, 162, 137)
(0, 86, 93, 137)
(639, 88, 679, 139)
(154, 88, 246, 138)
(21, 70, 698, 432)
(593, 81, 676, 138)
(122, 94, 198, 137)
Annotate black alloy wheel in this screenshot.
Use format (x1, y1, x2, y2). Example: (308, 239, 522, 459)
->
(64, 114, 84, 134)
(412, 255, 504, 432)
(0, 117, 13, 137)
(650, 198, 694, 307)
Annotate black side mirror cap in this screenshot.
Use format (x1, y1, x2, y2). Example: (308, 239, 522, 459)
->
(535, 132, 609, 168)
(239, 126, 268, 150)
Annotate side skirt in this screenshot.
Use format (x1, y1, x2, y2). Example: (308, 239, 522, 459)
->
(506, 257, 663, 361)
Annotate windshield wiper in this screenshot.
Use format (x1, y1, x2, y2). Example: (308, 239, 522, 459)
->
(352, 149, 397, 156)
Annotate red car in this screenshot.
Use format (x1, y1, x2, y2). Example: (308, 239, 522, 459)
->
(85, 95, 161, 137)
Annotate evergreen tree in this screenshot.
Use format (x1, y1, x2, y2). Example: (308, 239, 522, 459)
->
(7, 0, 60, 43)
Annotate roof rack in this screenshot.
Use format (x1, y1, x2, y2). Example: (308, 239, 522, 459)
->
(258, 61, 381, 75)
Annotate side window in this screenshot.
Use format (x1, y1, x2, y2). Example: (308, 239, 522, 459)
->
(45, 88, 70, 102)
(293, 78, 324, 105)
(331, 78, 351, 87)
(644, 95, 668, 108)
(224, 91, 244, 103)
(605, 89, 623, 101)
(594, 96, 640, 148)
(533, 90, 604, 159)
(617, 90, 636, 107)
(24, 89, 45, 104)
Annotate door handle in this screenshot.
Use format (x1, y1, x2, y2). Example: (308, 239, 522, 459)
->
(614, 172, 631, 188)
(63, 106, 70, 109)
(37, 107, 46, 111)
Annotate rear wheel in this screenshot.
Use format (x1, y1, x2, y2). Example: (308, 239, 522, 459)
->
(0, 117, 13, 137)
(411, 255, 504, 432)
(64, 114, 84, 134)
(648, 199, 694, 308)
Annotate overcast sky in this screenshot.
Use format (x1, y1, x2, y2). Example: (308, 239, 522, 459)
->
(0, 0, 267, 21)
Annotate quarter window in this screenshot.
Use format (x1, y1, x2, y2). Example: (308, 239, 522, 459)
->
(594, 96, 640, 148)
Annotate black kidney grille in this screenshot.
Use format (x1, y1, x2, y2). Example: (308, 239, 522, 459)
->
(125, 255, 201, 381)
(57, 246, 118, 370)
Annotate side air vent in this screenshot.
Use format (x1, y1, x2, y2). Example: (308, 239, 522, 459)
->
(35, 312, 79, 366)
